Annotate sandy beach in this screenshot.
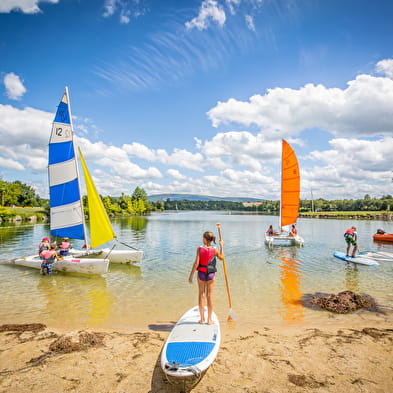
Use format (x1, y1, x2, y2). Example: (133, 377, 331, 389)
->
(1, 313, 392, 393)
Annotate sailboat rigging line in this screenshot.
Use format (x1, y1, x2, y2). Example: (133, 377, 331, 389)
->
(103, 244, 116, 260)
(118, 240, 139, 251)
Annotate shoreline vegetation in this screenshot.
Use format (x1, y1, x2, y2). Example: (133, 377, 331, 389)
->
(1, 207, 392, 225)
(0, 179, 392, 223)
(1, 207, 393, 225)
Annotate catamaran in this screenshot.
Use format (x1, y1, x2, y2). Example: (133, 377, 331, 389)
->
(265, 140, 304, 247)
(13, 88, 142, 273)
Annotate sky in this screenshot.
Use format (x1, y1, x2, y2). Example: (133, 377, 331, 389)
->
(0, 0, 393, 201)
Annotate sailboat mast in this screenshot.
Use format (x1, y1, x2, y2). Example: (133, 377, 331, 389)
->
(279, 139, 284, 231)
(66, 86, 89, 249)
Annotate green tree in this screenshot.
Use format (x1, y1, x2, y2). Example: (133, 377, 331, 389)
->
(131, 187, 147, 201)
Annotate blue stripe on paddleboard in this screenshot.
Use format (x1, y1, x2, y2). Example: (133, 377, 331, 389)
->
(49, 178, 80, 207)
(54, 101, 70, 124)
(50, 224, 84, 240)
(49, 141, 75, 165)
(166, 342, 215, 366)
(333, 251, 347, 261)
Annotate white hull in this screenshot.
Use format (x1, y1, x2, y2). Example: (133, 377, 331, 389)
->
(265, 233, 304, 247)
(71, 248, 143, 264)
(11, 255, 109, 274)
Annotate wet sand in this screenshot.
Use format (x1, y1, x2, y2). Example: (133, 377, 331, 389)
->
(1, 315, 392, 393)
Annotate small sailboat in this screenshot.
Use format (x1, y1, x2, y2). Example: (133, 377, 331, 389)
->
(265, 140, 304, 247)
(14, 88, 142, 273)
(52, 87, 143, 264)
(13, 88, 109, 274)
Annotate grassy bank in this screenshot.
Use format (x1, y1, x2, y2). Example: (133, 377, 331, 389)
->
(0, 207, 47, 223)
(300, 211, 392, 220)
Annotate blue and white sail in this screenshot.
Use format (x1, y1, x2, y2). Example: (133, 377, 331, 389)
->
(48, 87, 85, 240)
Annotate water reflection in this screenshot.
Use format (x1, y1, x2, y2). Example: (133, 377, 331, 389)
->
(36, 274, 112, 327)
(0, 225, 35, 245)
(277, 248, 304, 323)
(344, 265, 359, 291)
(108, 263, 142, 277)
(118, 216, 148, 231)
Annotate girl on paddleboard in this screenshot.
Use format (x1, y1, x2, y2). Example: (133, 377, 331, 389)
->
(189, 231, 224, 325)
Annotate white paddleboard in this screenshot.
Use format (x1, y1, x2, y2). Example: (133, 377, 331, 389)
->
(357, 251, 393, 261)
(333, 251, 379, 266)
(161, 306, 221, 378)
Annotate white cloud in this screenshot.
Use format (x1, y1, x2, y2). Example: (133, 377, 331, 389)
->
(3, 73, 27, 100)
(308, 137, 393, 172)
(199, 131, 279, 171)
(123, 142, 205, 171)
(0, 156, 25, 170)
(245, 14, 255, 31)
(167, 169, 186, 180)
(375, 59, 393, 79)
(0, 104, 52, 148)
(0, 0, 58, 14)
(77, 138, 163, 182)
(103, 0, 146, 24)
(302, 137, 393, 199)
(208, 71, 393, 138)
(185, 0, 226, 30)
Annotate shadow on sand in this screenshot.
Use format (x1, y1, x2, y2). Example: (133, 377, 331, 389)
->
(149, 352, 206, 393)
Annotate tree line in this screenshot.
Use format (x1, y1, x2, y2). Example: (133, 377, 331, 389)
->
(0, 179, 162, 217)
(0, 180, 45, 208)
(1, 178, 391, 215)
(164, 194, 393, 212)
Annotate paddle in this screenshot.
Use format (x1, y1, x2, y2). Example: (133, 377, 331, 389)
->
(216, 223, 236, 321)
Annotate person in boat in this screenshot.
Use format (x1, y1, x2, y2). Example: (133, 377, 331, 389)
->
(289, 224, 298, 237)
(344, 226, 358, 257)
(376, 229, 385, 235)
(40, 244, 60, 275)
(58, 237, 72, 256)
(266, 225, 277, 236)
(38, 237, 50, 260)
(188, 231, 224, 325)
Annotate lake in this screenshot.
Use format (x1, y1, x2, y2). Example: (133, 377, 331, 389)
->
(0, 212, 392, 331)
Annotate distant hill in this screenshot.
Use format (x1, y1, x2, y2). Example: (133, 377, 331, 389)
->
(148, 193, 263, 203)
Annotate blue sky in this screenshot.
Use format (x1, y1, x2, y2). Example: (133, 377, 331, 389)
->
(1, 0, 393, 201)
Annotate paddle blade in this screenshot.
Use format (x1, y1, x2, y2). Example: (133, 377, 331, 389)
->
(227, 308, 237, 321)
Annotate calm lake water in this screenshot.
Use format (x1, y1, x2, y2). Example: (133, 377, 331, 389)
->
(1, 212, 392, 331)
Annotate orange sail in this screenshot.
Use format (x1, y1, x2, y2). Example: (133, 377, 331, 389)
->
(280, 140, 300, 228)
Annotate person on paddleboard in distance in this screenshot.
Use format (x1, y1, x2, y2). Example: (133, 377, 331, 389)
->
(344, 226, 358, 257)
(188, 231, 224, 325)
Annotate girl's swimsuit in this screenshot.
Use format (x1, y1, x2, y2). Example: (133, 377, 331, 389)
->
(198, 271, 216, 281)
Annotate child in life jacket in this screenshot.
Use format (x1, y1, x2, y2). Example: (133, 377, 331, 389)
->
(188, 231, 224, 325)
(59, 237, 72, 256)
(344, 226, 358, 257)
(38, 237, 50, 260)
(40, 244, 60, 275)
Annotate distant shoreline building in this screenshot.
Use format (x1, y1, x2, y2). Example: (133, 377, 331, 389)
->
(242, 202, 263, 207)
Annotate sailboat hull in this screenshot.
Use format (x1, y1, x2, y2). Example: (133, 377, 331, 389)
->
(265, 233, 304, 247)
(11, 255, 109, 274)
(70, 248, 143, 264)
